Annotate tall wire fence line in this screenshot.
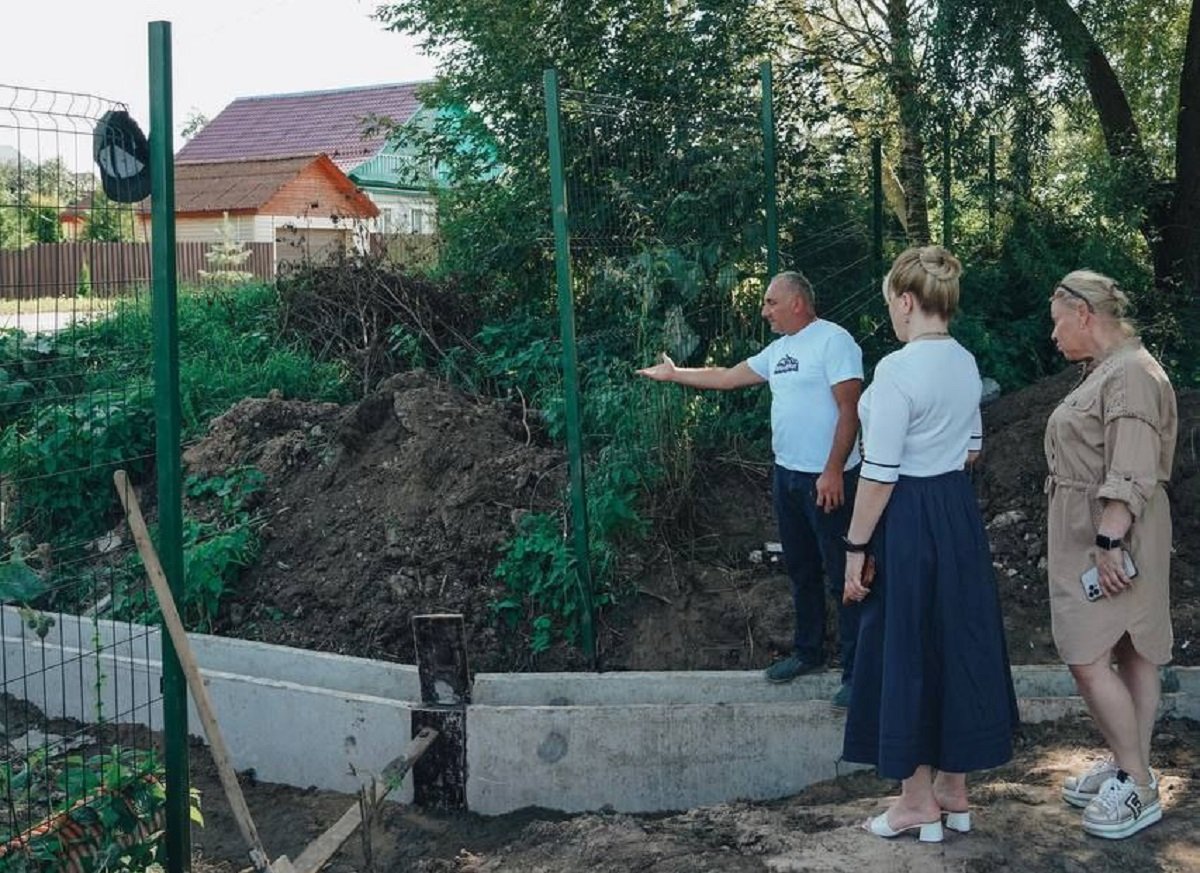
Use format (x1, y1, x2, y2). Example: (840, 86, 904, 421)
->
(0, 61, 189, 873)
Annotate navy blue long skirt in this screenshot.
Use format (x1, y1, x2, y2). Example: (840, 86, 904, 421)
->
(842, 470, 1018, 779)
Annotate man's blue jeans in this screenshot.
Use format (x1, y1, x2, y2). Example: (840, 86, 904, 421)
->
(772, 464, 861, 683)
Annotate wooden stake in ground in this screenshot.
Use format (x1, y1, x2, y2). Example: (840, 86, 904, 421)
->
(113, 470, 296, 873)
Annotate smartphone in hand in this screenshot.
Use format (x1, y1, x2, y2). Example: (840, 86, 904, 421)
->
(1081, 551, 1138, 601)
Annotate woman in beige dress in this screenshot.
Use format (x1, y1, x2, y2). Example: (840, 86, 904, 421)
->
(1044, 270, 1176, 840)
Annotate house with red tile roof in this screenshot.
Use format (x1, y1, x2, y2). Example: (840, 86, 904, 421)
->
(178, 82, 439, 239)
(138, 155, 379, 269)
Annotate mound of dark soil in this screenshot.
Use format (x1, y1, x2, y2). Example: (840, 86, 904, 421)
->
(183, 362, 1199, 672)
(185, 371, 571, 671)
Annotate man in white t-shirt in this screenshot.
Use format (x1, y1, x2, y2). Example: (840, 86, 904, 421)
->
(637, 271, 864, 704)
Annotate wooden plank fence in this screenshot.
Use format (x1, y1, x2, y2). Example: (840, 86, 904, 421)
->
(0, 242, 275, 299)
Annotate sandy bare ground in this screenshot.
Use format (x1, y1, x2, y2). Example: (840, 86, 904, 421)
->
(189, 715, 1200, 873)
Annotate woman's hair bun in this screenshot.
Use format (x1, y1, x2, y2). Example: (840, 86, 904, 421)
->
(918, 246, 962, 283)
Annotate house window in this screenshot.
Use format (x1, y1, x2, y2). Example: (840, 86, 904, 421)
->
(410, 208, 425, 234)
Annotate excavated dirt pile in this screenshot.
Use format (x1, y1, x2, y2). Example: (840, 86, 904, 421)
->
(184, 371, 570, 671)
(182, 363, 1199, 671)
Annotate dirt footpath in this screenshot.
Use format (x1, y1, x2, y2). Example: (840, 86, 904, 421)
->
(190, 715, 1200, 873)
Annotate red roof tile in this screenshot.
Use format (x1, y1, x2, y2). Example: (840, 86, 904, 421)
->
(176, 82, 426, 172)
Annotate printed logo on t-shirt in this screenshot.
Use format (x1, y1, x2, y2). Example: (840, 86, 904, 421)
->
(774, 354, 799, 375)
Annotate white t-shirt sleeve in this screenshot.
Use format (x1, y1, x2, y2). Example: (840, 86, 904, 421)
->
(824, 330, 864, 386)
(969, 406, 983, 452)
(746, 343, 772, 380)
(861, 361, 910, 484)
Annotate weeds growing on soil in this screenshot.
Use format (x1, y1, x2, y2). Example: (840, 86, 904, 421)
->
(0, 284, 346, 629)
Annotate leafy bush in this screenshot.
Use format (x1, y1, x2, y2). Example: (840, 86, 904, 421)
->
(0, 285, 348, 548)
(0, 382, 155, 542)
(108, 467, 266, 632)
(0, 745, 200, 873)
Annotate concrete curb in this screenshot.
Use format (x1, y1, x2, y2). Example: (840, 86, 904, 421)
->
(2, 607, 1195, 813)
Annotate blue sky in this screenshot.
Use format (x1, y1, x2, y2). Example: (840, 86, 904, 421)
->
(2, 1, 438, 165)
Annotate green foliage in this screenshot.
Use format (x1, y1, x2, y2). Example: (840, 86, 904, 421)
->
(0, 284, 346, 551)
(0, 381, 156, 542)
(22, 204, 59, 244)
(76, 260, 92, 298)
(0, 745, 198, 873)
(493, 513, 580, 653)
(197, 212, 255, 285)
(82, 190, 134, 243)
(375, 0, 785, 305)
(66, 283, 350, 438)
(108, 467, 265, 632)
(0, 554, 48, 604)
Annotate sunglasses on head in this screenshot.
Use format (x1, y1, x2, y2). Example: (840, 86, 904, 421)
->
(1055, 283, 1094, 312)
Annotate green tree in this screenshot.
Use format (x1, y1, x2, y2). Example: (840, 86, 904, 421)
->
(181, 109, 209, 140)
(24, 200, 60, 243)
(792, 1, 942, 243)
(198, 212, 255, 284)
(374, 0, 788, 301)
(948, 0, 1200, 298)
(82, 189, 131, 242)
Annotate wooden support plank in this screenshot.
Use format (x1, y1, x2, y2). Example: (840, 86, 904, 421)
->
(290, 727, 438, 873)
(114, 471, 283, 873)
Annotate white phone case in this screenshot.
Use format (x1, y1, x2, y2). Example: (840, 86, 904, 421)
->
(1081, 551, 1138, 601)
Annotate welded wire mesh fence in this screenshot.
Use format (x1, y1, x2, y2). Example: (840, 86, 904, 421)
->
(557, 83, 771, 475)
(0, 83, 169, 871)
(541, 73, 784, 659)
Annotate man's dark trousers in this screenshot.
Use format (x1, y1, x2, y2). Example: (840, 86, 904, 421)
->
(772, 464, 861, 682)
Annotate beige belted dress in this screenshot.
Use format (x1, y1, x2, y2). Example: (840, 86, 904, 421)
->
(1043, 340, 1176, 666)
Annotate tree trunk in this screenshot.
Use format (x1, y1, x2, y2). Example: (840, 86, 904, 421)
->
(1034, 0, 1200, 298)
(791, 9, 911, 236)
(886, 0, 932, 245)
(1162, 0, 1200, 297)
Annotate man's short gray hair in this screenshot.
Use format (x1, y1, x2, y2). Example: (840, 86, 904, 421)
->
(772, 270, 815, 308)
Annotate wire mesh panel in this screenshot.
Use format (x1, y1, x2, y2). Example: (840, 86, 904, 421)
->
(542, 80, 775, 658)
(0, 84, 168, 871)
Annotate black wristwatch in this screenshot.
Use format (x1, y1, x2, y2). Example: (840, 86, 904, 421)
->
(1095, 533, 1123, 550)
(842, 535, 869, 553)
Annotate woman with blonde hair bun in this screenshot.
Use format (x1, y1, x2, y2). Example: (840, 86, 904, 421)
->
(841, 246, 1018, 843)
(1045, 270, 1176, 839)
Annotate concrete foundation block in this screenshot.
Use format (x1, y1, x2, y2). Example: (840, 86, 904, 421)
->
(467, 701, 863, 815)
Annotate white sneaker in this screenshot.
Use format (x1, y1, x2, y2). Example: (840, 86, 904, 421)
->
(1081, 771, 1162, 840)
(1062, 757, 1118, 808)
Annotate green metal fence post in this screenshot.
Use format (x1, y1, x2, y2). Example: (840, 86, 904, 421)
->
(872, 138, 884, 286)
(988, 133, 997, 243)
(149, 20, 190, 873)
(543, 69, 596, 663)
(941, 120, 952, 248)
(760, 61, 779, 279)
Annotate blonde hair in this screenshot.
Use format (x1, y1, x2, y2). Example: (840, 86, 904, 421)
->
(1049, 270, 1136, 337)
(884, 246, 963, 320)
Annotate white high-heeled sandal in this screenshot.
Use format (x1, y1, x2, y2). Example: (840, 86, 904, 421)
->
(864, 812, 944, 842)
(943, 810, 971, 833)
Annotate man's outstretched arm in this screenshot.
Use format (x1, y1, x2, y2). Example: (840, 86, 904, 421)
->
(636, 354, 765, 391)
